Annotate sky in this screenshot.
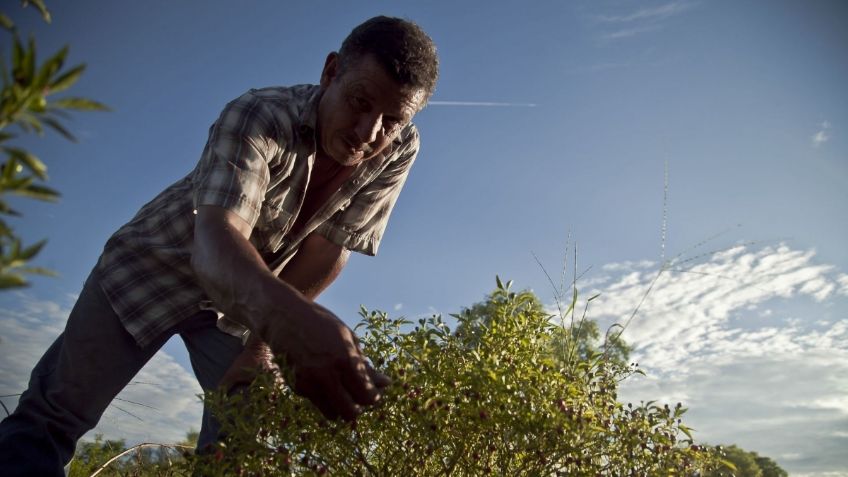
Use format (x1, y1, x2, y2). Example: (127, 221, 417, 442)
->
(0, 1, 845, 475)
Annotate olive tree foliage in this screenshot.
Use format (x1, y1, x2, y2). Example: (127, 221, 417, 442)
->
(68, 432, 197, 477)
(704, 444, 788, 477)
(454, 286, 631, 368)
(0, 0, 107, 288)
(190, 279, 725, 476)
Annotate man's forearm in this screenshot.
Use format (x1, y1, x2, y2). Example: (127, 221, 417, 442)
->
(191, 205, 311, 338)
(243, 232, 349, 350)
(278, 232, 350, 301)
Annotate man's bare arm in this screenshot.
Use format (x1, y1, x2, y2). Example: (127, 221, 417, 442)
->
(191, 205, 385, 420)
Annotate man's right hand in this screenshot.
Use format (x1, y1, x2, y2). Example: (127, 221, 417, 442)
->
(262, 299, 390, 421)
(192, 205, 389, 421)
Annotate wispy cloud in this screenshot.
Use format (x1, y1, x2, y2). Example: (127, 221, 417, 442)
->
(568, 244, 848, 475)
(595, 2, 696, 23)
(0, 294, 203, 445)
(593, 1, 696, 42)
(812, 120, 831, 148)
(603, 25, 662, 41)
(429, 100, 537, 107)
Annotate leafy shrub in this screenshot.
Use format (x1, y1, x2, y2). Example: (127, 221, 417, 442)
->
(190, 279, 724, 476)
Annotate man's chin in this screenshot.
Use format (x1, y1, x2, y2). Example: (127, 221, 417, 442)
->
(330, 149, 372, 166)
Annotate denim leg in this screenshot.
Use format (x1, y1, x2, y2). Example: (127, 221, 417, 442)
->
(178, 312, 244, 453)
(0, 273, 168, 477)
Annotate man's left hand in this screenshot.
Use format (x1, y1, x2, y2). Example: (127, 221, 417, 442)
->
(220, 336, 284, 391)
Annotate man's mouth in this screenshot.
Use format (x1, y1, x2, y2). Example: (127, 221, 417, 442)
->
(343, 137, 373, 156)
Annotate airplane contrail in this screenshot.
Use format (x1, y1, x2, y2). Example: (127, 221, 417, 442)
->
(428, 100, 537, 107)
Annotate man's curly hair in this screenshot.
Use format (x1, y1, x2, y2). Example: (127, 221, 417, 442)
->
(338, 16, 439, 103)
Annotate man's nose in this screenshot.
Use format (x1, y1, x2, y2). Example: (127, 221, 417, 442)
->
(354, 113, 382, 144)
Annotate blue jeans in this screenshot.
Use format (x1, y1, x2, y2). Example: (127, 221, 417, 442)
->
(0, 271, 244, 476)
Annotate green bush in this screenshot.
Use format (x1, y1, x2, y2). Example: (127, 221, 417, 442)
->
(190, 279, 724, 476)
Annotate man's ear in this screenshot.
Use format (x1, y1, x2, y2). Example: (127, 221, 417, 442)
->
(320, 52, 340, 88)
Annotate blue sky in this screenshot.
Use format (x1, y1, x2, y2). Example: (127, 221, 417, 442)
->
(0, 1, 846, 475)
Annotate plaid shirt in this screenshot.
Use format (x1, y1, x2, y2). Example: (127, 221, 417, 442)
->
(95, 84, 420, 347)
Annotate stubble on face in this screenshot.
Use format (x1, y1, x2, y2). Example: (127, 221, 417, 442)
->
(316, 55, 425, 167)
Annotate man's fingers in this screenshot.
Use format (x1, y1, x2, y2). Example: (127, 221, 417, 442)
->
(293, 368, 359, 421)
(325, 376, 362, 422)
(339, 356, 383, 406)
(366, 361, 392, 389)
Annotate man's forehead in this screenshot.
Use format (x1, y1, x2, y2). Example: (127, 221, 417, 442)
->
(342, 76, 426, 115)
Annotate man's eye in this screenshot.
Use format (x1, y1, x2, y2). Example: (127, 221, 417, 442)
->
(349, 95, 369, 111)
(383, 120, 401, 134)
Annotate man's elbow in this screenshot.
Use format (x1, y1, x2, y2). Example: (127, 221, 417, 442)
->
(302, 232, 349, 264)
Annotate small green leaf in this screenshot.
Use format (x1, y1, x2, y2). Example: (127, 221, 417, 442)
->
(47, 63, 85, 93)
(14, 266, 57, 277)
(12, 35, 24, 73)
(16, 112, 44, 135)
(34, 45, 69, 89)
(23, 0, 52, 23)
(0, 203, 21, 217)
(18, 239, 47, 260)
(1, 157, 19, 181)
(4, 147, 47, 180)
(0, 272, 28, 289)
(0, 12, 13, 31)
(21, 35, 37, 85)
(12, 183, 60, 201)
(41, 117, 76, 142)
(49, 96, 110, 111)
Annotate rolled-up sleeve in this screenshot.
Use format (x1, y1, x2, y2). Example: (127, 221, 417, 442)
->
(315, 128, 420, 256)
(192, 91, 280, 228)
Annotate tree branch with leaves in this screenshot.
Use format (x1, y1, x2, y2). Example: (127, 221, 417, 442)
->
(0, 0, 108, 288)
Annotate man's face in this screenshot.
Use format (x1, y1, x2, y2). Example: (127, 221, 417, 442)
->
(317, 53, 425, 166)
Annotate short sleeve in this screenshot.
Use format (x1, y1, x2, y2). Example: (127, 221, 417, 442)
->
(192, 91, 280, 228)
(314, 127, 420, 256)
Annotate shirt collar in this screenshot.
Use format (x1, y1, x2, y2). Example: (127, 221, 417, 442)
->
(298, 84, 322, 140)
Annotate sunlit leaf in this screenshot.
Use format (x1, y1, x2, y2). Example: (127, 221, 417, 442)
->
(18, 238, 46, 260)
(34, 44, 68, 89)
(21, 35, 36, 85)
(41, 117, 76, 142)
(0, 202, 21, 217)
(0, 272, 27, 289)
(20, 0, 51, 23)
(14, 266, 56, 277)
(3, 147, 47, 179)
(11, 34, 25, 79)
(0, 12, 13, 31)
(49, 96, 110, 111)
(47, 63, 84, 93)
(12, 183, 59, 201)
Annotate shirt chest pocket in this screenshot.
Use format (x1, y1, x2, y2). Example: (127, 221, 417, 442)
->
(254, 203, 294, 252)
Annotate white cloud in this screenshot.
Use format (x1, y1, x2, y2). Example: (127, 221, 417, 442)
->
(595, 2, 696, 23)
(593, 2, 696, 41)
(603, 25, 662, 41)
(839, 274, 848, 295)
(574, 243, 848, 475)
(394, 303, 404, 311)
(812, 120, 832, 147)
(0, 294, 203, 446)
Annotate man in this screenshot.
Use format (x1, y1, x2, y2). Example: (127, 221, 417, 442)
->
(0, 16, 438, 475)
